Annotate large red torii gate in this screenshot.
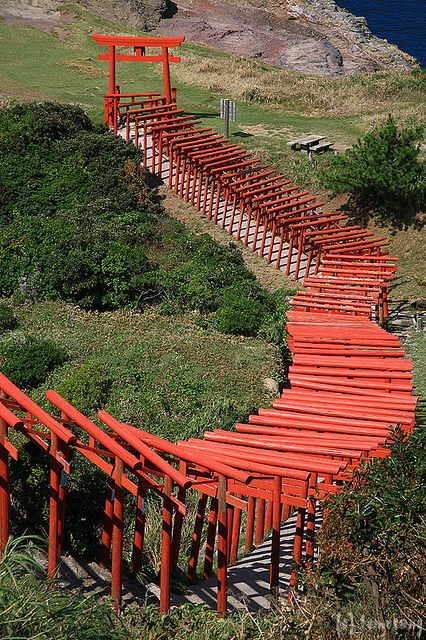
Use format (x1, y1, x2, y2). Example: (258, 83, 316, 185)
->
(92, 34, 185, 129)
(92, 34, 185, 101)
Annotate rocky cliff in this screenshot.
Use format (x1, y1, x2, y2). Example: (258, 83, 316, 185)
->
(0, 0, 168, 31)
(157, 0, 419, 75)
(1, 0, 419, 76)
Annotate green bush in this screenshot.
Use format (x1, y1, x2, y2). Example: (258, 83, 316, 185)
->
(155, 233, 255, 313)
(0, 301, 18, 332)
(259, 288, 294, 352)
(321, 115, 425, 220)
(305, 426, 426, 635)
(10, 437, 110, 559)
(0, 336, 67, 388)
(216, 280, 270, 336)
(0, 103, 160, 309)
(56, 361, 112, 415)
(0, 101, 93, 152)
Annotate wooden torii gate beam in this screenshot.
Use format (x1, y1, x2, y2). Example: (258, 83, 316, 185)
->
(92, 34, 185, 103)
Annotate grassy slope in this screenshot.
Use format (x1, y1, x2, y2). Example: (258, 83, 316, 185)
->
(0, 6, 424, 354)
(5, 301, 280, 442)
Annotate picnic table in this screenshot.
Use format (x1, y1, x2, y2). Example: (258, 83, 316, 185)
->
(287, 135, 334, 154)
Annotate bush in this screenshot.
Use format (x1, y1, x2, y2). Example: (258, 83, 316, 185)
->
(0, 336, 67, 388)
(305, 426, 426, 636)
(321, 115, 425, 221)
(0, 301, 18, 332)
(0, 101, 92, 153)
(155, 233, 255, 313)
(0, 103, 160, 309)
(56, 361, 112, 415)
(216, 281, 270, 336)
(10, 437, 110, 559)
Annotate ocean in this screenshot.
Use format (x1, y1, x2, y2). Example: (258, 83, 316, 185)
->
(336, 0, 426, 68)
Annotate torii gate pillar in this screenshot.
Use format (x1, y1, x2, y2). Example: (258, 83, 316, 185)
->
(109, 45, 116, 95)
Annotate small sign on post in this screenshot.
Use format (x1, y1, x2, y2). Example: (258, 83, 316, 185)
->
(220, 98, 237, 138)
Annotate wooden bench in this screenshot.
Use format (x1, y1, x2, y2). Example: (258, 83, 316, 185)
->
(307, 141, 334, 154)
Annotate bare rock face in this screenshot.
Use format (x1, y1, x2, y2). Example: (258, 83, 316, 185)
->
(77, 0, 168, 30)
(0, 0, 169, 31)
(0, 0, 62, 29)
(1, 0, 419, 76)
(286, 0, 417, 73)
(157, 0, 419, 76)
(279, 36, 344, 75)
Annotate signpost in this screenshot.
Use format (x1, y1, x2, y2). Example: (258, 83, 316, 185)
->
(220, 98, 236, 138)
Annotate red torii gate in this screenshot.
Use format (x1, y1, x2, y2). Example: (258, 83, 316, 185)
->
(92, 34, 185, 128)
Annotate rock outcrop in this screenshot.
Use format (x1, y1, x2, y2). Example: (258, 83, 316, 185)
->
(0, 0, 169, 31)
(0, 0, 419, 76)
(157, 0, 419, 76)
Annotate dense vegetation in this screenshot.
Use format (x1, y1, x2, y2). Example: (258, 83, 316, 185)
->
(303, 425, 426, 639)
(0, 102, 287, 340)
(322, 116, 425, 224)
(0, 102, 288, 564)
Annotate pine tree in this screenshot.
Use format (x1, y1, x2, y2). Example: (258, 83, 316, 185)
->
(322, 116, 425, 220)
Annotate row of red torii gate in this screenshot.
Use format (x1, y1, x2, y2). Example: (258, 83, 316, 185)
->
(0, 34, 416, 616)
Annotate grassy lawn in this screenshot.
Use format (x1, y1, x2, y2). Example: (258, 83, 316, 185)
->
(5, 300, 281, 442)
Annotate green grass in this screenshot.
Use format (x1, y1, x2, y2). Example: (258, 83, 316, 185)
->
(6, 300, 281, 442)
(1, 5, 424, 137)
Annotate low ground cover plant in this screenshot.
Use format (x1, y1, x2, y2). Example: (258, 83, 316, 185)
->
(0, 302, 18, 332)
(0, 336, 67, 389)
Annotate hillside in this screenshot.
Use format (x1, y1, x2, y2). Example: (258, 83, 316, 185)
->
(1, 3, 424, 301)
(0, 7, 425, 639)
(157, 0, 419, 75)
(1, 0, 419, 75)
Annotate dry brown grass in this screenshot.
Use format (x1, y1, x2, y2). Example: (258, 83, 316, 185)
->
(64, 59, 108, 78)
(174, 50, 426, 128)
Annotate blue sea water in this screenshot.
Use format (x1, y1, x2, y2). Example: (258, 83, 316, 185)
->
(336, 0, 426, 68)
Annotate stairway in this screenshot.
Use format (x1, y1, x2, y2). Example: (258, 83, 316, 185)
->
(121, 128, 313, 281)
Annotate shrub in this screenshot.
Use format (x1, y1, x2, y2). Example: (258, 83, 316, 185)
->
(155, 233, 255, 313)
(305, 426, 426, 635)
(216, 281, 270, 336)
(0, 301, 18, 332)
(0, 102, 282, 338)
(321, 115, 425, 220)
(0, 336, 67, 388)
(0, 103, 160, 309)
(56, 361, 112, 415)
(0, 101, 92, 153)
